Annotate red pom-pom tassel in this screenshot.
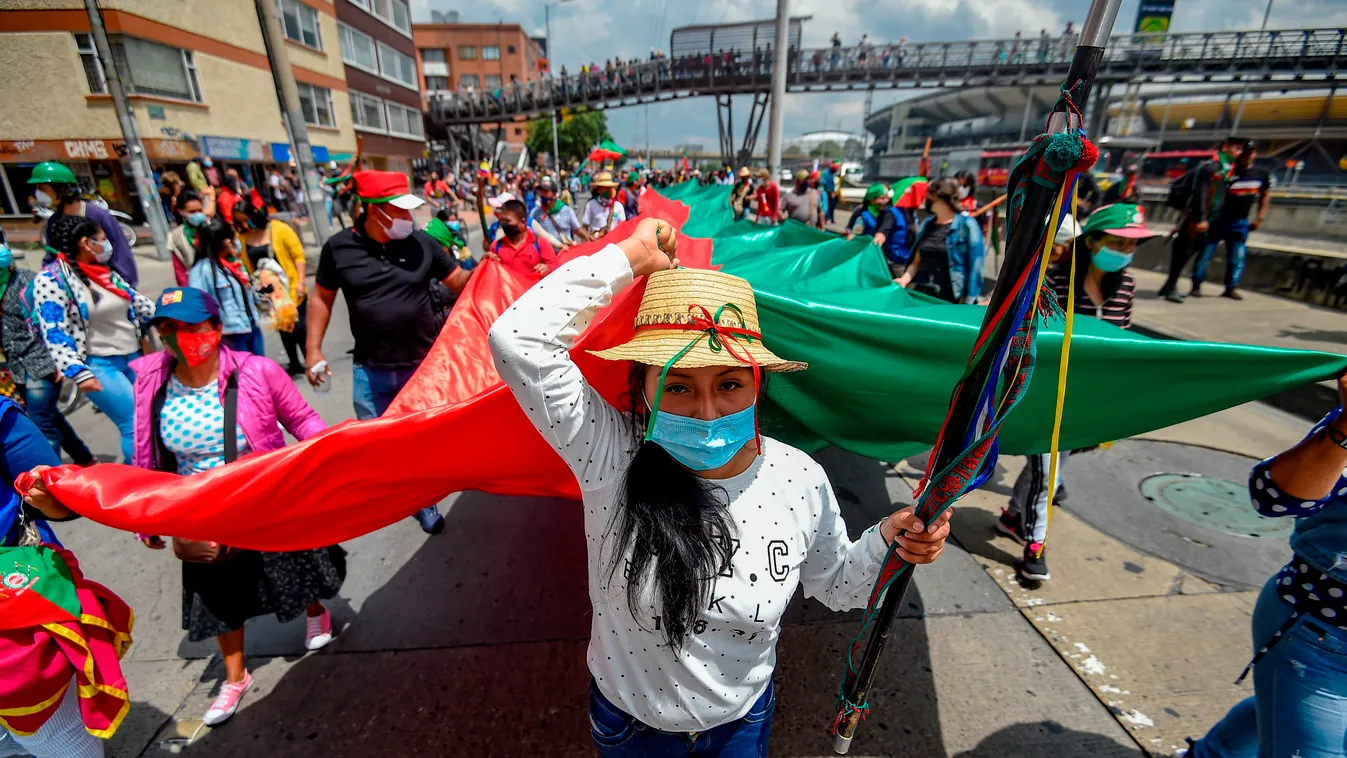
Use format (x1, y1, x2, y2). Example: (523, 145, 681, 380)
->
(1073, 139, 1099, 174)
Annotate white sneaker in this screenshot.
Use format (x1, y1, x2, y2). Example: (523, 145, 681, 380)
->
(203, 671, 253, 726)
(305, 607, 333, 651)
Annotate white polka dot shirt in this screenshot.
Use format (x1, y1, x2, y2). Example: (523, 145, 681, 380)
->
(488, 244, 889, 732)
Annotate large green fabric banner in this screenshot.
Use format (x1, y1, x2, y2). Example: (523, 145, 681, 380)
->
(661, 183, 1347, 459)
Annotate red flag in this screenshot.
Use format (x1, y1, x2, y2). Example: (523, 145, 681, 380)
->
(28, 195, 712, 552)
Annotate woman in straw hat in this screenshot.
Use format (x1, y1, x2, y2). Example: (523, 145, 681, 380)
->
(488, 218, 952, 756)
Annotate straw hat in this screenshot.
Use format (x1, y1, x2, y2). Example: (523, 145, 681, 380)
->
(592, 171, 618, 188)
(591, 268, 807, 372)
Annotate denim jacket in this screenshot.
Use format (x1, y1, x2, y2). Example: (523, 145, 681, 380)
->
(188, 259, 260, 335)
(911, 214, 986, 303)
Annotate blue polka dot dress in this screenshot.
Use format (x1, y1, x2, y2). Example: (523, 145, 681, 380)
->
(160, 376, 250, 476)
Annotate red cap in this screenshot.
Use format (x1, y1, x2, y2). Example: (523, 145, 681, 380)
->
(353, 170, 424, 210)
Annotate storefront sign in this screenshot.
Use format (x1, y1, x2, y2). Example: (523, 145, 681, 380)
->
(147, 106, 166, 120)
(1134, 0, 1176, 34)
(269, 143, 330, 164)
(200, 135, 265, 162)
(143, 139, 200, 161)
(0, 139, 130, 163)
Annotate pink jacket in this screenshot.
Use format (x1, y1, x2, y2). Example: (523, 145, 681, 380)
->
(130, 345, 325, 472)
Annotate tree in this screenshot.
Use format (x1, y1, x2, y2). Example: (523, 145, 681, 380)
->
(526, 110, 611, 166)
(810, 140, 843, 158)
(843, 138, 865, 161)
(784, 145, 804, 158)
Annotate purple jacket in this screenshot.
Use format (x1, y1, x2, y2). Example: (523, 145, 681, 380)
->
(131, 345, 325, 472)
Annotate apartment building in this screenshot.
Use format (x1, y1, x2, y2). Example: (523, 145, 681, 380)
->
(0, 0, 359, 220)
(333, 0, 425, 175)
(412, 23, 545, 146)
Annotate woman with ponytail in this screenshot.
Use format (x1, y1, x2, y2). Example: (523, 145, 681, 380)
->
(488, 218, 953, 757)
(31, 215, 155, 464)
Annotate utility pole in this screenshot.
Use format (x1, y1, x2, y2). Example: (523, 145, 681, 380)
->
(765, 0, 790, 181)
(84, 0, 170, 261)
(545, 4, 560, 171)
(1230, 0, 1274, 135)
(255, 0, 331, 244)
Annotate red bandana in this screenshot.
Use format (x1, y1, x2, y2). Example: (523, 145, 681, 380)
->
(221, 259, 250, 288)
(58, 254, 131, 301)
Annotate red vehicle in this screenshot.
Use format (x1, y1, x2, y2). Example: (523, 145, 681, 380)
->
(978, 149, 1021, 188)
(1140, 149, 1217, 187)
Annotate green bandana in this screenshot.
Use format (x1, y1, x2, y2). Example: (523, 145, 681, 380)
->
(547, 198, 565, 215)
(423, 216, 466, 250)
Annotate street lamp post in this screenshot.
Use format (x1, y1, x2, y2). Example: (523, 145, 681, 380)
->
(545, 0, 573, 172)
(1231, 0, 1274, 135)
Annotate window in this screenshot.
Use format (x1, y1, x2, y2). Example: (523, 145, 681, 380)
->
(385, 101, 424, 139)
(460, 74, 479, 88)
(349, 90, 386, 132)
(425, 75, 450, 90)
(296, 82, 335, 127)
(377, 42, 417, 89)
(74, 34, 106, 94)
(338, 23, 377, 72)
(364, 0, 411, 35)
(420, 48, 446, 64)
(457, 46, 477, 60)
(483, 45, 500, 60)
(484, 74, 502, 88)
(278, 0, 322, 49)
(513, 127, 522, 135)
(77, 34, 204, 102)
(507, 45, 516, 54)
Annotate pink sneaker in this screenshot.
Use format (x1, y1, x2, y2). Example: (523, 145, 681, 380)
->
(305, 607, 333, 651)
(203, 671, 253, 726)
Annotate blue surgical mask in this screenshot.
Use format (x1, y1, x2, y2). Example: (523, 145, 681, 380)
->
(94, 238, 114, 263)
(186, 211, 207, 227)
(446, 220, 461, 230)
(1091, 246, 1133, 273)
(648, 404, 757, 471)
(0, 244, 11, 270)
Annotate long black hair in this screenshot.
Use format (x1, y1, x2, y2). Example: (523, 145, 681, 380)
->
(47, 215, 103, 299)
(608, 363, 741, 652)
(1070, 230, 1126, 301)
(193, 217, 253, 323)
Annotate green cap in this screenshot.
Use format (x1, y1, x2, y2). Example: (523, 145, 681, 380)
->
(626, 171, 639, 184)
(863, 183, 889, 203)
(27, 161, 77, 185)
(1080, 202, 1161, 239)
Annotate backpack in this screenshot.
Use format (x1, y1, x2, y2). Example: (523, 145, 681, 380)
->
(1166, 164, 1203, 211)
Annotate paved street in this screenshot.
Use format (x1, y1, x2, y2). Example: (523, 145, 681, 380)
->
(26, 241, 1340, 757)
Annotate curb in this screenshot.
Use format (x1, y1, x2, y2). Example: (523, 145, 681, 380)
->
(1130, 321, 1334, 425)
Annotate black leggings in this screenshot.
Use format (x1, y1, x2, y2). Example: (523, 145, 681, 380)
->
(280, 301, 308, 368)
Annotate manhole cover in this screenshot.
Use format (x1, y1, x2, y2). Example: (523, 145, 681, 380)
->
(1139, 473, 1293, 539)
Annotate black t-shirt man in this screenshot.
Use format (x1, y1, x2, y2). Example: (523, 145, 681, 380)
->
(315, 219, 458, 369)
(1216, 166, 1270, 228)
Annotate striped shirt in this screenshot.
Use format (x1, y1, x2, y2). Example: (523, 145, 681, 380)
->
(1044, 266, 1135, 329)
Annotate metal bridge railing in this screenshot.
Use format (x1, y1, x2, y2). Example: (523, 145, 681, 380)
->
(427, 28, 1345, 126)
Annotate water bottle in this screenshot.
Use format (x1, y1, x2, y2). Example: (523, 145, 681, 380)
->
(310, 359, 331, 395)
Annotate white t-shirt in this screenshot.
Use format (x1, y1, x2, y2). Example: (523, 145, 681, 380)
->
(489, 244, 888, 732)
(582, 198, 626, 233)
(85, 282, 140, 357)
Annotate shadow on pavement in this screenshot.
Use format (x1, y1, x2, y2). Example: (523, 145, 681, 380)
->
(951, 720, 1144, 757)
(165, 449, 956, 757)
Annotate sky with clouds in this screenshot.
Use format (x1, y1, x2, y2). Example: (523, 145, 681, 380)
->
(413, 0, 1347, 151)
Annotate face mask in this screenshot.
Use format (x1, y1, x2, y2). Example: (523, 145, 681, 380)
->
(648, 404, 757, 472)
(164, 330, 221, 367)
(0, 244, 11, 270)
(499, 222, 524, 238)
(375, 207, 414, 240)
(94, 239, 114, 263)
(34, 189, 53, 208)
(202, 158, 214, 168)
(186, 211, 207, 227)
(446, 220, 461, 230)
(1091, 246, 1133, 273)
(957, 186, 971, 199)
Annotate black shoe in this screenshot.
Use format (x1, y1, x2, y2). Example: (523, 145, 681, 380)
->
(995, 509, 1027, 545)
(285, 362, 306, 377)
(1222, 288, 1243, 301)
(1054, 484, 1068, 505)
(1188, 285, 1202, 298)
(1018, 543, 1050, 582)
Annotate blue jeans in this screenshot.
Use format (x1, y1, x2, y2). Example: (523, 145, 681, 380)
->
(85, 354, 137, 464)
(351, 363, 418, 421)
(223, 327, 266, 357)
(1191, 575, 1347, 758)
(22, 376, 94, 465)
(589, 679, 775, 757)
(1194, 219, 1249, 289)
